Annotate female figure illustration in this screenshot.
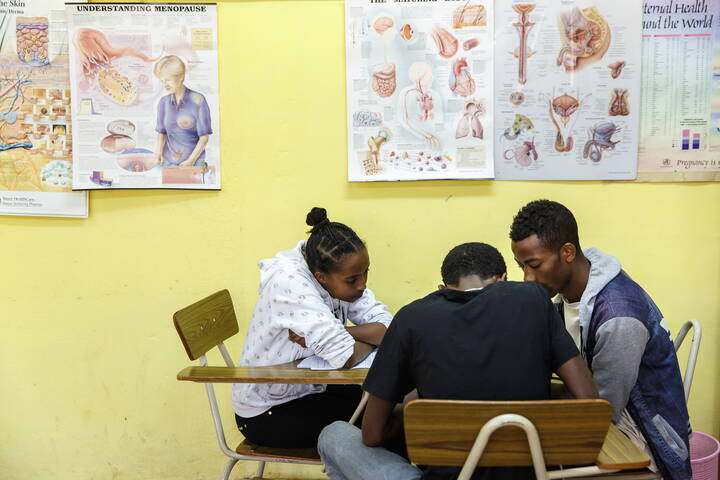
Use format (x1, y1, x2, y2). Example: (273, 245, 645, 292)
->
(154, 56, 212, 167)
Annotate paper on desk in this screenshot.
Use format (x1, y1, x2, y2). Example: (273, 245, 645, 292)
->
(297, 350, 377, 370)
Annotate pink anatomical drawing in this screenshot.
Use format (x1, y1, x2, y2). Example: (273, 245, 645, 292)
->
(449, 58, 475, 97)
(431, 26, 458, 59)
(452, 5, 487, 29)
(372, 63, 396, 98)
(548, 89, 588, 153)
(556, 7, 611, 73)
(401, 62, 441, 150)
(504, 137, 538, 167)
(510, 4, 536, 85)
(609, 88, 629, 116)
(608, 61, 625, 79)
(455, 100, 484, 140)
(74, 28, 157, 82)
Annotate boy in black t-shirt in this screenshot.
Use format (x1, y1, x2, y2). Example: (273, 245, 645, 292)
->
(318, 243, 599, 480)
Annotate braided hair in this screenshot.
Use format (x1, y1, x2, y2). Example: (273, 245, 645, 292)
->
(304, 207, 365, 274)
(441, 243, 506, 286)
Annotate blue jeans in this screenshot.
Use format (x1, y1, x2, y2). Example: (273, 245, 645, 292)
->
(318, 421, 422, 480)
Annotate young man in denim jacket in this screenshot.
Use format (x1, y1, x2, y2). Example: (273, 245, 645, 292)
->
(510, 199, 691, 480)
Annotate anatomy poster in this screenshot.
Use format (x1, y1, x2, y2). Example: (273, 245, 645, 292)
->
(0, 0, 87, 217)
(345, 0, 495, 181)
(493, 1, 642, 180)
(66, 3, 220, 190)
(637, 0, 720, 182)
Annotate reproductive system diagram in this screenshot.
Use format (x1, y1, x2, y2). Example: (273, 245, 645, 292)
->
(348, 4, 492, 177)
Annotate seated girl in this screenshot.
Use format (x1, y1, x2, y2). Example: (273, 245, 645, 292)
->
(232, 207, 393, 448)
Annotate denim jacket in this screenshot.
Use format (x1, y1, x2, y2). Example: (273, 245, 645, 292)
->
(561, 248, 691, 479)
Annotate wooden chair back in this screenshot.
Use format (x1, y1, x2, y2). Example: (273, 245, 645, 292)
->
(173, 289, 239, 360)
(404, 399, 612, 467)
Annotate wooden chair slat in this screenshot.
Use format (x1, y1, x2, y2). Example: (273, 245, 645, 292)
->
(404, 399, 612, 467)
(596, 425, 652, 470)
(235, 440, 322, 463)
(173, 289, 239, 360)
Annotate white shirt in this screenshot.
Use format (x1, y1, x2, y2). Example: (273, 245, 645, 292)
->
(561, 295, 581, 348)
(232, 241, 393, 418)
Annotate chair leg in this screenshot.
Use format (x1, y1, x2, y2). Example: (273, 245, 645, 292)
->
(220, 458, 239, 480)
(255, 460, 266, 479)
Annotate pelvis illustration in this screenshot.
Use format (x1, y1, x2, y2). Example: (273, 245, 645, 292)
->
(449, 58, 475, 97)
(549, 89, 587, 153)
(504, 137, 538, 167)
(455, 100, 484, 140)
(556, 7, 611, 72)
(583, 122, 620, 162)
(609, 88, 629, 116)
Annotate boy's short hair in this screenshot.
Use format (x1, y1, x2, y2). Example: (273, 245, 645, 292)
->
(509, 199, 580, 251)
(441, 242, 506, 286)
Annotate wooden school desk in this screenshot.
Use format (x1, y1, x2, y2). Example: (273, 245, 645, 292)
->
(176, 362, 650, 475)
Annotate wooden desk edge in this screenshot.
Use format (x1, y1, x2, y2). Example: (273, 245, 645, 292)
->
(176, 365, 368, 384)
(596, 425, 651, 470)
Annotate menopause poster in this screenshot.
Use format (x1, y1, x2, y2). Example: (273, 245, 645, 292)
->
(345, 0, 495, 181)
(66, 3, 220, 190)
(0, 0, 87, 217)
(636, 0, 720, 182)
(493, 1, 642, 180)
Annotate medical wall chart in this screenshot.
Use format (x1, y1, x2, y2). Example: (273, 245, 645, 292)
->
(67, 3, 220, 190)
(345, 0, 494, 181)
(493, 1, 642, 180)
(637, 0, 720, 182)
(0, 0, 87, 217)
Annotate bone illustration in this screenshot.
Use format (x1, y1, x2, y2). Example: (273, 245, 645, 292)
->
(609, 88, 629, 116)
(74, 28, 159, 81)
(449, 58, 475, 97)
(453, 5, 487, 28)
(583, 122, 620, 162)
(556, 7, 611, 72)
(608, 60, 625, 79)
(504, 137, 538, 167)
(510, 4, 536, 85)
(503, 114, 534, 140)
(455, 100, 484, 140)
(463, 38, 480, 51)
(431, 26, 458, 59)
(509, 91, 525, 106)
(401, 62, 440, 150)
(372, 63, 396, 98)
(367, 127, 391, 170)
(548, 89, 588, 152)
(16, 17, 49, 66)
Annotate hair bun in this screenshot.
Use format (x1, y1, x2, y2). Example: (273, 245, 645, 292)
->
(306, 207, 329, 231)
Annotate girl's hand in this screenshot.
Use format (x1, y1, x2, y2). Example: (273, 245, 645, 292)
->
(288, 330, 307, 348)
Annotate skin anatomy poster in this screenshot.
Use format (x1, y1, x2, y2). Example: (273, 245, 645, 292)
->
(0, 0, 87, 217)
(345, 0, 495, 181)
(66, 3, 220, 190)
(636, 0, 720, 182)
(493, 1, 642, 180)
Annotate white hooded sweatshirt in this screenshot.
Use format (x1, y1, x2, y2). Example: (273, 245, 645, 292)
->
(232, 241, 393, 418)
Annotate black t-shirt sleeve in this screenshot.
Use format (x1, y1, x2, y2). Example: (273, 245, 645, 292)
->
(362, 311, 414, 403)
(545, 293, 579, 370)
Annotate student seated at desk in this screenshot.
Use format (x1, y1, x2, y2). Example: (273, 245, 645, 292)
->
(510, 200, 691, 479)
(318, 242, 598, 480)
(232, 207, 392, 448)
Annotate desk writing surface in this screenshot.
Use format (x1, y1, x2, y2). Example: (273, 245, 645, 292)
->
(176, 360, 368, 384)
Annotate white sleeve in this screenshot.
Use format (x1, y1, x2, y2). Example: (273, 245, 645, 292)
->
(265, 274, 354, 368)
(347, 287, 393, 328)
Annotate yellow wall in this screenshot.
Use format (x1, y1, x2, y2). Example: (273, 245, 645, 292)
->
(2, 1, 719, 479)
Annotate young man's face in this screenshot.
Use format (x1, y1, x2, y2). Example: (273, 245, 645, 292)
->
(511, 233, 573, 298)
